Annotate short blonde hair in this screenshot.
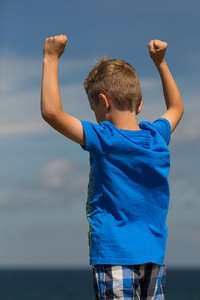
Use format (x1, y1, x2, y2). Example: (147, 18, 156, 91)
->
(84, 57, 142, 112)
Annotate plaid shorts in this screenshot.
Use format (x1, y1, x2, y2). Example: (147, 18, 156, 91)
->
(93, 263, 166, 300)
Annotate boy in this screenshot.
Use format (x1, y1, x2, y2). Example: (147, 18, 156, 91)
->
(41, 35, 184, 300)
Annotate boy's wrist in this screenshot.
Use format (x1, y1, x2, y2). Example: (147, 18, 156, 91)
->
(43, 54, 59, 64)
(154, 59, 166, 70)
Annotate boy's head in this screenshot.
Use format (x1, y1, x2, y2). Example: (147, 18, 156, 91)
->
(84, 57, 142, 112)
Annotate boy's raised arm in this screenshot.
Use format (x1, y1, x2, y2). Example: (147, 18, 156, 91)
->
(148, 40, 184, 133)
(41, 35, 86, 146)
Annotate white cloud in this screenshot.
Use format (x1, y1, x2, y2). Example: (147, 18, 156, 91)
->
(0, 120, 46, 136)
(138, 82, 200, 143)
(0, 158, 89, 210)
(36, 158, 88, 196)
(0, 56, 40, 93)
(0, 53, 94, 137)
(1, 52, 199, 143)
(171, 96, 200, 142)
(0, 157, 90, 267)
(0, 55, 90, 94)
(0, 84, 94, 137)
(140, 78, 160, 90)
(59, 57, 93, 74)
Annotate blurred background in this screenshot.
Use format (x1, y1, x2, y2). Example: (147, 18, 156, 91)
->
(1, 0, 200, 271)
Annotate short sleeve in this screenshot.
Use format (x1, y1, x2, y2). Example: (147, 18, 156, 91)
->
(80, 121, 113, 154)
(152, 118, 171, 145)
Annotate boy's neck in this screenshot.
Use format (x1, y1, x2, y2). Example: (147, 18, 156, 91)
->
(107, 109, 141, 131)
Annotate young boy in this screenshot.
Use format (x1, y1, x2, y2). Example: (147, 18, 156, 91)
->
(41, 35, 184, 300)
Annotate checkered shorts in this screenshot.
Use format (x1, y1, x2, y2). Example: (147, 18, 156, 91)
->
(93, 264, 166, 300)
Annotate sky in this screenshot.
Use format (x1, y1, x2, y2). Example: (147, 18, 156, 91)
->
(1, 0, 200, 268)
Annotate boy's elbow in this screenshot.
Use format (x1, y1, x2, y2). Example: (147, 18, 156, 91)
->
(179, 102, 184, 119)
(41, 109, 57, 124)
(41, 107, 50, 122)
(182, 102, 184, 114)
(41, 111, 50, 123)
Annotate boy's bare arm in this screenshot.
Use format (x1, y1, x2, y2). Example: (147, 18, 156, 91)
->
(148, 40, 184, 133)
(41, 35, 86, 146)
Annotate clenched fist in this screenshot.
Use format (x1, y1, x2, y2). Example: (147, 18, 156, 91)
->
(148, 40, 168, 66)
(43, 34, 68, 59)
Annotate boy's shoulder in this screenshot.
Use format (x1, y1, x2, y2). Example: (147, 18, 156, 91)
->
(139, 118, 171, 145)
(81, 118, 171, 153)
(82, 118, 171, 139)
(80, 120, 114, 152)
(146, 118, 171, 145)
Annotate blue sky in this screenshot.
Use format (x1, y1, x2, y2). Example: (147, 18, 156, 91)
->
(1, 0, 200, 268)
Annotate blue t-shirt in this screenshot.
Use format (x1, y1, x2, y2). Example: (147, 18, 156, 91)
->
(81, 118, 171, 266)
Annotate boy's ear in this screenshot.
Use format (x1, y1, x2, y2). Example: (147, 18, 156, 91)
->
(136, 100, 143, 115)
(98, 93, 110, 111)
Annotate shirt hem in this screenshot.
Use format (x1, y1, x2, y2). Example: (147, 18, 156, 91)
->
(90, 257, 165, 266)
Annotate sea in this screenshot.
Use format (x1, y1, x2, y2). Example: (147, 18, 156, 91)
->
(0, 268, 199, 300)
